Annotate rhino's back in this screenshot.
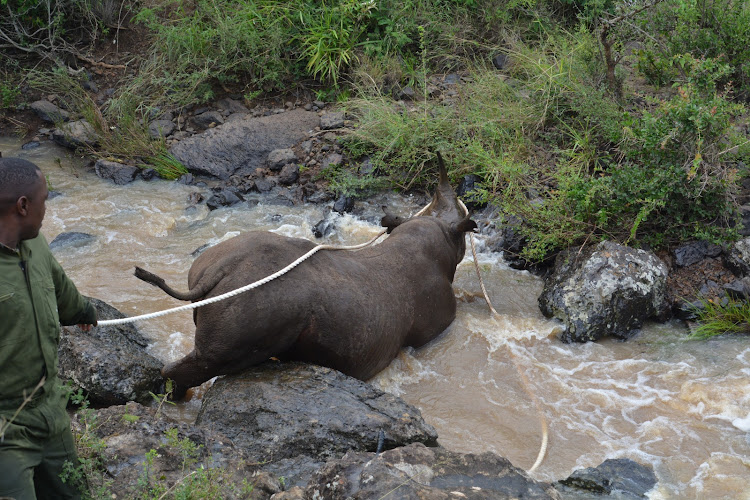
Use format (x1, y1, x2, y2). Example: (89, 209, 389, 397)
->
(187, 231, 317, 292)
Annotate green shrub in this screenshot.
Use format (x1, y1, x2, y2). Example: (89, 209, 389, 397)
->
(563, 54, 745, 248)
(637, 0, 750, 98)
(133, 0, 292, 95)
(0, 81, 19, 109)
(29, 68, 188, 180)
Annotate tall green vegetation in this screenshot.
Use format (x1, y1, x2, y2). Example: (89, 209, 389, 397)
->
(690, 298, 750, 339)
(3, 0, 750, 259)
(635, 0, 750, 98)
(343, 1, 749, 261)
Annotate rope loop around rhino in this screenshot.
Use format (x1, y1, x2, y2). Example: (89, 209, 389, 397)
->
(96, 230, 387, 326)
(98, 202, 435, 327)
(95, 198, 548, 475)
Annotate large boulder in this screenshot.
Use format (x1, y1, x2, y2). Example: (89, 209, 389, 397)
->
(71, 401, 658, 499)
(59, 298, 164, 406)
(170, 110, 319, 179)
(196, 362, 438, 463)
(538, 241, 669, 343)
(305, 442, 559, 499)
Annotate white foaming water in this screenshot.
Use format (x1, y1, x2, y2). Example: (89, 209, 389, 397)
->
(3, 138, 750, 498)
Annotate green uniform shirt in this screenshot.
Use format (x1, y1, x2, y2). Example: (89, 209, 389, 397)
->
(0, 234, 97, 407)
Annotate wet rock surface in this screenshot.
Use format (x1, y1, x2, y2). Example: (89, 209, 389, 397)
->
(59, 298, 164, 406)
(196, 362, 439, 465)
(94, 158, 140, 184)
(305, 443, 559, 499)
(74, 398, 656, 499)
(555, 458, 657, 499)
(49, 231, 96, 250)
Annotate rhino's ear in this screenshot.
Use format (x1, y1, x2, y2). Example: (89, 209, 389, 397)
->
(454, 217, 478, 234)
(381, 207, 406, 234)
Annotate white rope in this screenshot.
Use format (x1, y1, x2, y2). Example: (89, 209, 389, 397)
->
(458, 199, 548, 474)
(99, 200, 438, 327)
(97, 194, 549, 472)
(97, 230, 387, 326)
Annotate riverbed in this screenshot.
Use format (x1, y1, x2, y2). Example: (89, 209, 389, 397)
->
(3, 138, 749, 499)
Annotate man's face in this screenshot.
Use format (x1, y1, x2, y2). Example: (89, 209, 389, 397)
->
(20, 172, 48, 241)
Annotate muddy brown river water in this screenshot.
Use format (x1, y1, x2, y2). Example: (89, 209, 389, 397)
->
(2, 138, 749, 498)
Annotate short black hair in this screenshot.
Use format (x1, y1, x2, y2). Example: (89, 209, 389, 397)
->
(0, 157, 43, 211)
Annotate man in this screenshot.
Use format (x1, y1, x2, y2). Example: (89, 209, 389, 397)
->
(0, 157, 97, 500)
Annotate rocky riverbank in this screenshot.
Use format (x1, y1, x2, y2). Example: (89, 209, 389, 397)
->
(6, 71, 750, 499)
(59, 299, 658, 499)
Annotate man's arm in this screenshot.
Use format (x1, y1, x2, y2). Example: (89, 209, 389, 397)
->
(48, 251, 98, 327)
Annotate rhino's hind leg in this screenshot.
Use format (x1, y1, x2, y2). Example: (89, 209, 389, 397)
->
(161, 350, 215, 400)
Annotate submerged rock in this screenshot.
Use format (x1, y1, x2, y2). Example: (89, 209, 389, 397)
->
(49, 231, 96, 250)
(555, 458, 657, 498)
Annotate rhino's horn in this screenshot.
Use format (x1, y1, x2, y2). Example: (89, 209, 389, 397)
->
(436, 150, 450, 186)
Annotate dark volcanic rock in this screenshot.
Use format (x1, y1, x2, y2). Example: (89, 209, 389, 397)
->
(278, 164, 300, 185)
(333, 195, 354, 214)
(555, 458, 657, 498)
(724, 236, 750, 276)
(305, 443, 559, 499)
(196, 362, 438, 462)
(539, 241, 669, 343)
(52, 119, 97, 149)
(492, 53, 509, 70)
(215, 97, 250, 115)
(170, 109, 319, 179)
(30, 100, 70, 123)
(148, 119, 176, 139)
(673, 241, 722, 268)
(59, 298, 164, 406)
(206, 187, 245, 210)
(267, 148, 298, 171)
(312, 216, 335, 238)
(320, 111, 345, 130)
(94, 159, 140, 185)
(192, 110, 224, 128)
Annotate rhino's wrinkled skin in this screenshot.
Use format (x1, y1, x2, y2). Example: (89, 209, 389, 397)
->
(136, 155, 476, 398)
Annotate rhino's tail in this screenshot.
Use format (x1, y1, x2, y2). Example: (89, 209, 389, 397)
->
(134, 266, 212, 302)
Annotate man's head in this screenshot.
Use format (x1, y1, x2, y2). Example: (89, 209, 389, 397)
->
(0, 157, 48, 243)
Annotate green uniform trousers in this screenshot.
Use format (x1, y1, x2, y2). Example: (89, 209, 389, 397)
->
(0, 387, 81, 500)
